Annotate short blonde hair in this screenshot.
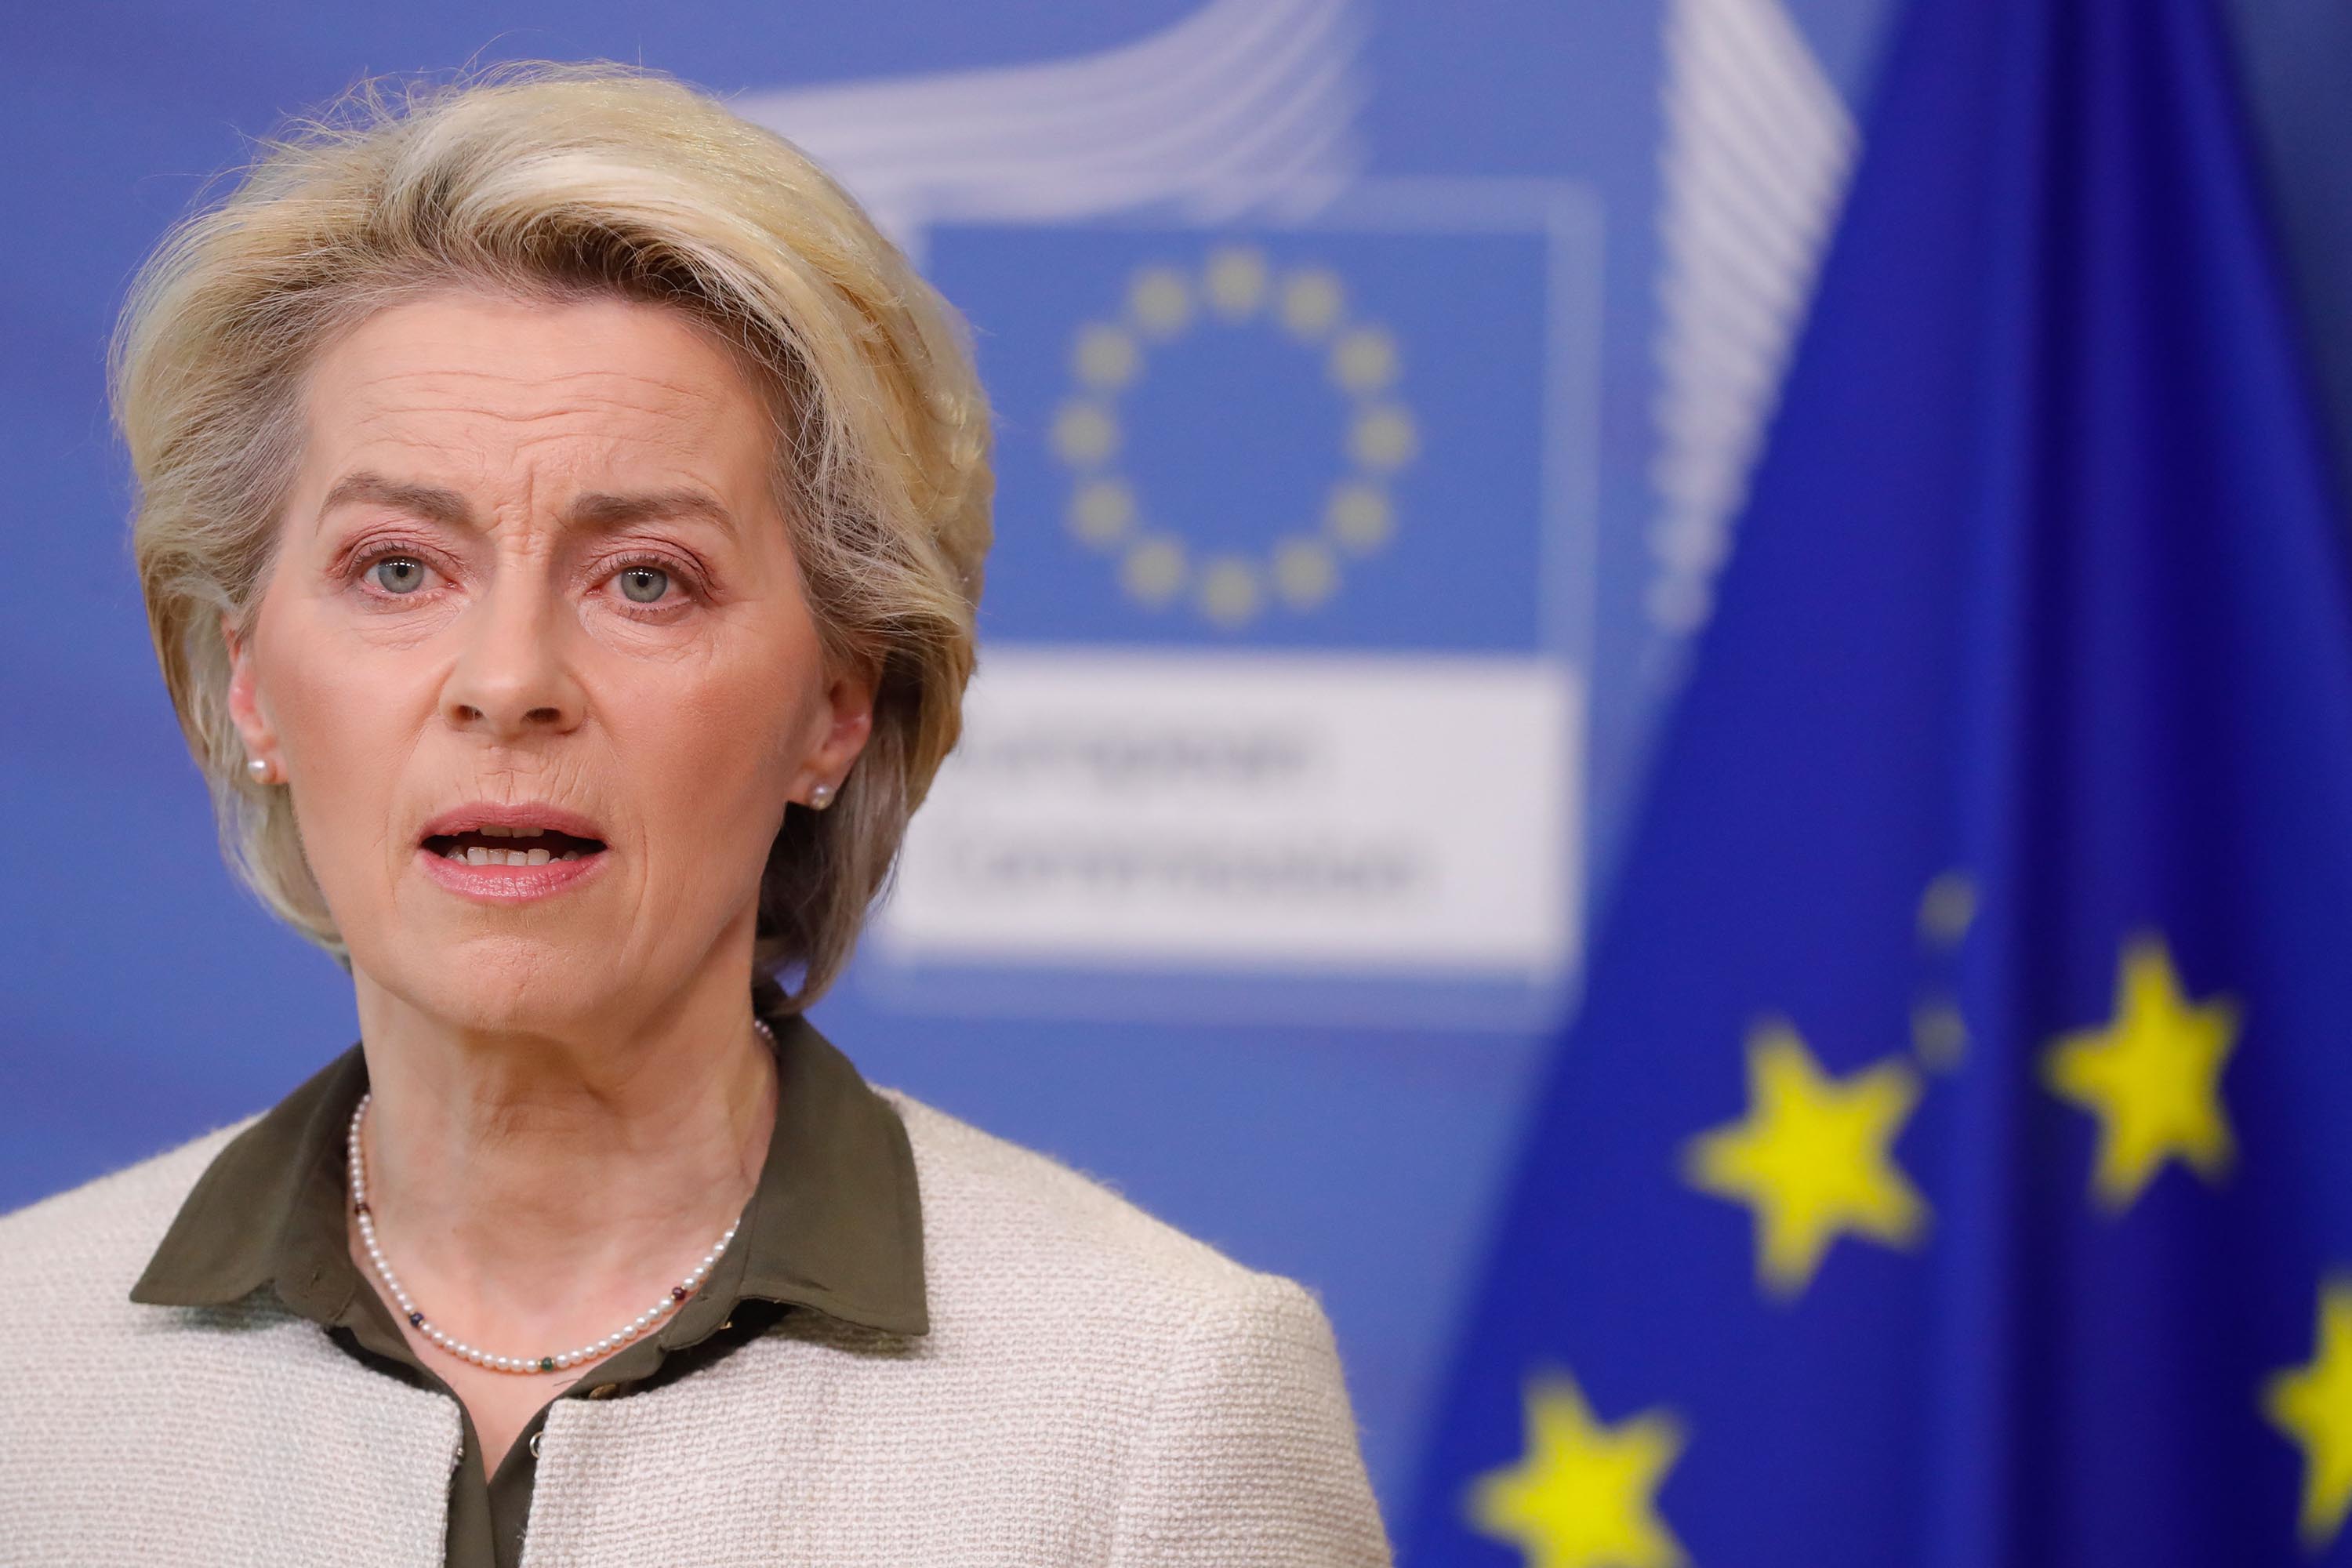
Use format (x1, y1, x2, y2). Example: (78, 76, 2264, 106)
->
(111, 62, 993, 1014)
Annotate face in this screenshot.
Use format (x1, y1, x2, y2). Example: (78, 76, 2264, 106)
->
(224, 289, 871, 1040)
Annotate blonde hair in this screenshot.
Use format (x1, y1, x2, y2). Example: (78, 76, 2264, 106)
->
(111, 62, 993, 1014)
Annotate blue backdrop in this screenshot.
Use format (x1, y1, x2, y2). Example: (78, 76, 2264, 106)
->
(7, 0, 2352, 1524)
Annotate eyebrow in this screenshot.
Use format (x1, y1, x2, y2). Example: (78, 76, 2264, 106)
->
(318, 470, 740, 538)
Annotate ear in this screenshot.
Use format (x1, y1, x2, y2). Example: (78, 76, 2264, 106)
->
(797, 663, 877, 804)
(220, 610, 278, 768)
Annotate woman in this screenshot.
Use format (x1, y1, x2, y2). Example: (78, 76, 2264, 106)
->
(0, 64, 1389, 1566)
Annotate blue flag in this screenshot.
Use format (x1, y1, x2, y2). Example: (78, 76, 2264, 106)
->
(1406, 0, 2352, 1563)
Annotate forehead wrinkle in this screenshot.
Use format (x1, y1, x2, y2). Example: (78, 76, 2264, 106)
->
(343, 397, 726, 437)
(304, 319, 775, 545)
(336, 363, 739, 425)
(326, 402, 734, 500)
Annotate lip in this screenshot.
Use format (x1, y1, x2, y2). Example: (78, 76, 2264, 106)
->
(417, 800, 609, 843)
(415, 799, 612, 906)
(416, 839, 611, 904)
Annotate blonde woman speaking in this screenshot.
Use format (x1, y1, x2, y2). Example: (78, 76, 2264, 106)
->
(0, 64, 1388, 1568)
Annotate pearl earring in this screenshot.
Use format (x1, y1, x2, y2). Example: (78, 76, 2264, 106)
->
(809, 782, 834, 810)
(246, 756, 274, 785)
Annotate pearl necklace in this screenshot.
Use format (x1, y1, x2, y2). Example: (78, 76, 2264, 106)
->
(345, 1018, 771, 1377)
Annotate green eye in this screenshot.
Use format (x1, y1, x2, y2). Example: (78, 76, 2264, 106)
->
(619, 567, 670, 604)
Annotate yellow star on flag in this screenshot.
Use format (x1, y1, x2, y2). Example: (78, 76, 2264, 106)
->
(2042, 935, 2238, 1211)
(1682, 1020, 1929, 1298)
(2264, 1278, 2352, 1552)
(1466, 1372, 1689, 1568)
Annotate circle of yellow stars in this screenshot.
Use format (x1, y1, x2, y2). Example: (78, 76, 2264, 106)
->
(1461, 885, 2352, 1563)
(1679, 914, 2241, 1306)
(1048, 245, 1418, 629)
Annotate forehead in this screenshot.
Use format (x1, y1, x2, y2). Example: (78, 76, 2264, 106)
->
(299, 289, 775, 484)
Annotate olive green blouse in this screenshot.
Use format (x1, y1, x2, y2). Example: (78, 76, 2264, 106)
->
(128, 1014, 927, 1568)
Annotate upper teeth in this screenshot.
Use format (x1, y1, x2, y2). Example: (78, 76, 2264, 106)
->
(446, 845, 579, 866)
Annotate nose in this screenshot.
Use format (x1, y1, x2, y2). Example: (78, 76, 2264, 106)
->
(439, 562, 586, 739)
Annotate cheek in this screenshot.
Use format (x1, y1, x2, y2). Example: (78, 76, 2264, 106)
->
(261, 613, 423, 858)
(644, 662, 800, 818)
(621, 640, 820, 861)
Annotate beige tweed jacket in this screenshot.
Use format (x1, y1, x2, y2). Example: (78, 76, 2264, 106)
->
(0, 1089, 1392, 1566)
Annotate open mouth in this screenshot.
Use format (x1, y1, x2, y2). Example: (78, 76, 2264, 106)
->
(422, 825, 608, 867)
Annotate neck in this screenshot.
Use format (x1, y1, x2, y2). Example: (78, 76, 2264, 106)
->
(347, 971, 779, 1348)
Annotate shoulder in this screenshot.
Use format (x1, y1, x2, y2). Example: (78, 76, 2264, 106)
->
(871, 1087, 1355, 1410)
(870, 1091, 1390, 1564)
(0, 1120, 256, 1317)
(880, 1087, 1287, 1311)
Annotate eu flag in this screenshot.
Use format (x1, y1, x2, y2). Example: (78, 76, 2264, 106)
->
(1406, 0, 2352, 1563)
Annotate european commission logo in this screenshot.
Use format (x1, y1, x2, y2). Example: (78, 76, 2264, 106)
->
(1047, 245, 1418, 630)
(879, 195, 1597, 1020)
(928, 212, 1570, 656)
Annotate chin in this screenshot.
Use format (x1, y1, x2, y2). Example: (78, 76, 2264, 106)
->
(376, 932, 617, 1036)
